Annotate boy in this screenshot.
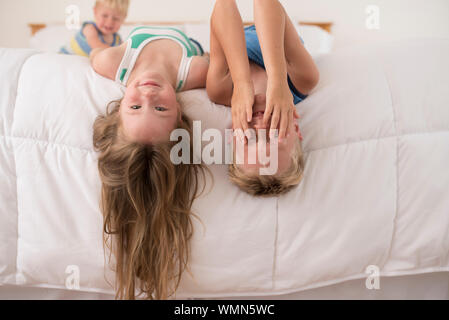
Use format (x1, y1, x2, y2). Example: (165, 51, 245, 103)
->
(206, 0, 319, 196)
(60, 0, 129, 57)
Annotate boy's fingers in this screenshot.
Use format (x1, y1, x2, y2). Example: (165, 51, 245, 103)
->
(240, 113, 250, 144)
(270, 108, 281, 138)
(240, 110, 249, 131)
(233, 126, 245, 145)
(231, 112, 238, 129)
(269, 128, 277, 141)
(278, 109, 291, 141)
(232, 112, 242, 131)
(293, 109, 300, 119)
(246, 104, 253, 122)
(263, 104, 273, 125)
(238, 130, 245, 145)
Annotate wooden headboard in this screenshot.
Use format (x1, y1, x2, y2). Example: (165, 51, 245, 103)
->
(29, 21, 333, 36)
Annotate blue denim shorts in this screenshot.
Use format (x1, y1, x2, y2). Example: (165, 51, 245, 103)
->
(244, 25, 308, 105)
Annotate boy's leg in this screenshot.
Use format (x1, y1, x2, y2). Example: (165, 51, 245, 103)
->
(208, 0, 256, 107)
(282, 5, 320, 95)
(208, 0, 256, 137)
(254, 0, 319, 95)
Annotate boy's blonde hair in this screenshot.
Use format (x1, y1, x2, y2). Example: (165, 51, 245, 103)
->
(96, 0, 130, 17)
(228, 139, 305, 197)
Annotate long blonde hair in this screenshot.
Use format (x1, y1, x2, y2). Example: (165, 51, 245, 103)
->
(93, 100, 206, 299)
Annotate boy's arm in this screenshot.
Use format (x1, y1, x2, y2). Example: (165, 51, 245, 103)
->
(254, 0, 295, 140)
(211, 0, 251, 90)
(84, 24, 110, 50)
(208, 0, 254, 135)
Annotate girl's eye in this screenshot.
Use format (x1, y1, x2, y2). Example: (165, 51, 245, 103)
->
(155, 106, 167, 112)
(130, 105, 141, 110)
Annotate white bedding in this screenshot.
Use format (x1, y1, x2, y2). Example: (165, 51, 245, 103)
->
(1, 37, 449, 299)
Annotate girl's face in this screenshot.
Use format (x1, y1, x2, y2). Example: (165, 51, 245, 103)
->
(94, 4, 124, 36)
(119, 72, 180, 144)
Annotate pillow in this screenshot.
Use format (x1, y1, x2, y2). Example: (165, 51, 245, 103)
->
(29, 24, 76, 52)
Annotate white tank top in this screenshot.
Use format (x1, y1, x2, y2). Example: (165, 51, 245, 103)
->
(115, 26, 203, 91)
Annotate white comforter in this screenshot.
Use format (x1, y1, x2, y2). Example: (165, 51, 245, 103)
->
(1, 38, 448, 298)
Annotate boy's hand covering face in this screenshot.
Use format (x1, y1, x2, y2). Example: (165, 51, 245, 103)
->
(263, 81, 299, 142)
(231, 82, 255, 144)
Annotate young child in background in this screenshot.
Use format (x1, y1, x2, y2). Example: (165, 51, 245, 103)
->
(60, 0, 128, 57)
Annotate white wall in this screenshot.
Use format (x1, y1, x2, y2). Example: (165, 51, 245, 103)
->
(1, 0, 448, 49)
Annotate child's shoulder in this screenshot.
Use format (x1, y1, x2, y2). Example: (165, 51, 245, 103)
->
(182, 55, 210, 91)
(92, 45, 126, 81)
(82, 22, 100, 36)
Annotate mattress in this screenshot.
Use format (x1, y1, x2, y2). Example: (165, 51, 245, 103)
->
(0, 37, 449, 299)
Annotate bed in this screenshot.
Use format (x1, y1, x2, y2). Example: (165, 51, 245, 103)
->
(1, 22, 449, 300)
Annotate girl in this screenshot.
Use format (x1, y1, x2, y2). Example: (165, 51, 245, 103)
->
(206, 0, 319, 196)
(91, 26, 209, 299)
